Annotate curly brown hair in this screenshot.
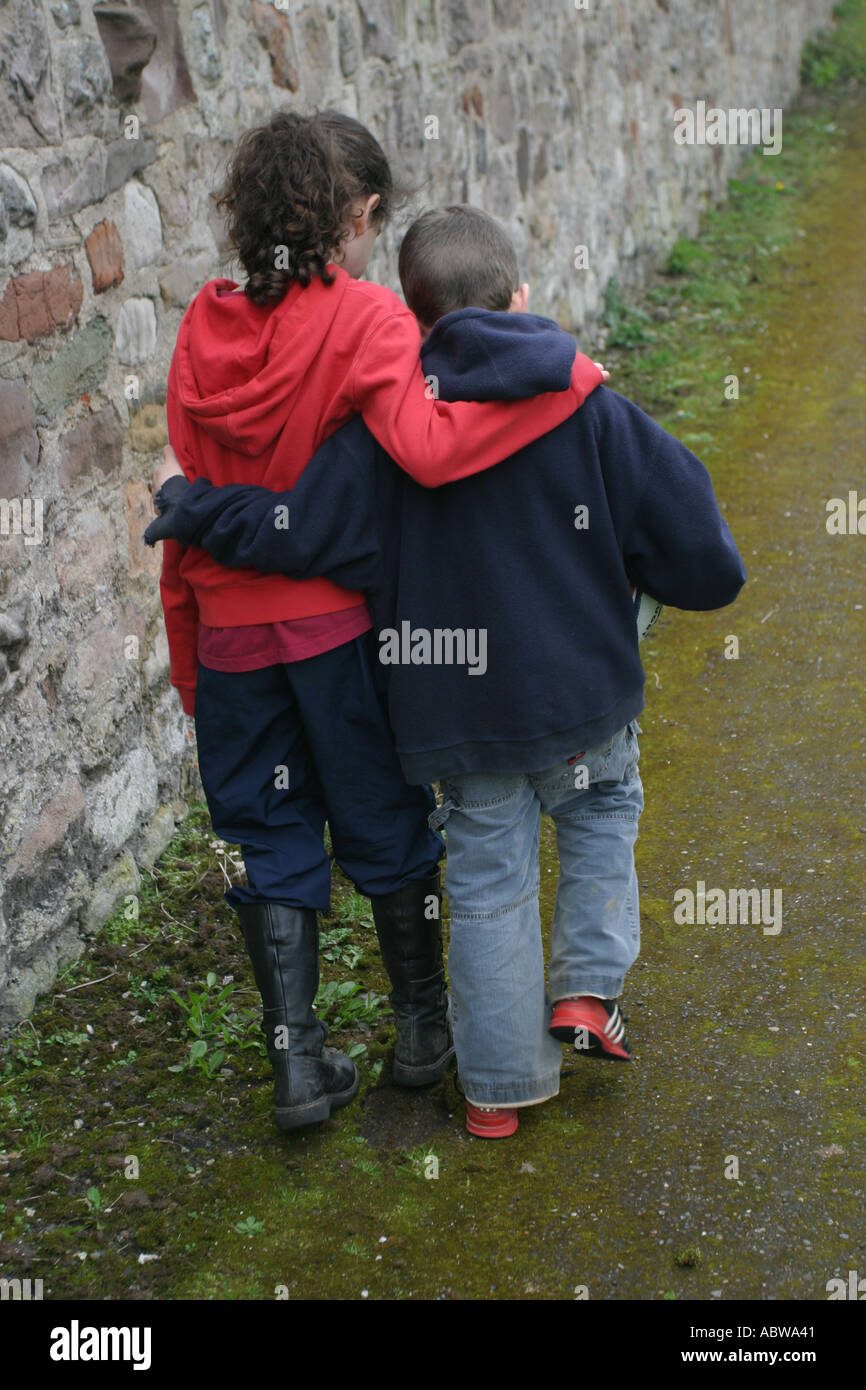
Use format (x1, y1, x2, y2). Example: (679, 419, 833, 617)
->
(214, 110, 394, 306)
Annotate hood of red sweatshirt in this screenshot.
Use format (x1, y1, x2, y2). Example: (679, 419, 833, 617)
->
(170, 272, 353, 456)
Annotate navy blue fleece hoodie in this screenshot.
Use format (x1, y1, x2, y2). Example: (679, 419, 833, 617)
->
(149, 308, 746, 783)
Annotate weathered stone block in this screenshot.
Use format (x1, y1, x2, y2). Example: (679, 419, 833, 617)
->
(126, 478, 161, 580)
(190, 3, 222, 83)
(127, 399, 168, 453)
(61, 38, 113, 130)
(70, 609, 125, 695)
(338, 11, 360, 76)
(93, 4, 158, 105)
(491, 68, 516, 143)
(0, 264, 84, 344)
(83, 851, 140, 936)
(492, 0, 522, 27)
(142, 622, 169, 689)
(416, 0, 438, 43)
(104, 135, 158, 197)
(51, 1, 81, 28)
(158, 254, 211, 309)
(0, 291, 17, 342)
(250, 0, 299, 90)
(88, 747, 158, 854)
(357, 0, 398, 61)
(85, 220, 124, 294)
(30, 316, 113, 420)
(44, 265, 83, 329)
(0, 380, 39, 494)
(115, 297, 157, 365)
(137, 0, 198, 123)
(55, 507, 116, 598)
(0, 0, 62, 146)
(123, 182, 163, 268)
(0, 222, 34, 269)
(7, 776, 85, 879)
(0, 605, 28, 698)
(208, 202, 232, 257)
(161, 187, 189, 228)
(299, 11, 332, 104)
(0, 927, 84, 1028)
(183, 132, 206, 174)
(443, 0, 490, 55)
(52, 1, 81, 26)
(137, 803, 178, 870)
(59, 405, 124, 486)
(43, 150, 106, 222)
(0, 165, 37, 230)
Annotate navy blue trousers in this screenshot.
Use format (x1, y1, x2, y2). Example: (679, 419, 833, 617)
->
(193, 632, 443, 910)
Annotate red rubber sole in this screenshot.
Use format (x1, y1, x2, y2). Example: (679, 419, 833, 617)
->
(549, 999, 631, 1061)
(465, 1103, 519, 1138)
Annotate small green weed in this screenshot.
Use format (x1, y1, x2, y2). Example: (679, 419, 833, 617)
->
(168, 973, 262, 1076)
(802, 0, 866, 88)
(234, 1215, 264, 1236)
(313, 980, 387, 1029)
(329, 890, 375, 933)
(603, 277, 656, 346)
(398, 1145, 441, 1180)
(319, 925, 365, 970)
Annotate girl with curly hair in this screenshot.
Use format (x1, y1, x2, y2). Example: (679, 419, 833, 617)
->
(156, 109, 601, 1132)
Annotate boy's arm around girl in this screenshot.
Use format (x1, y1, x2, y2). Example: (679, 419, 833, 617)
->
(148, 384, 746, 617)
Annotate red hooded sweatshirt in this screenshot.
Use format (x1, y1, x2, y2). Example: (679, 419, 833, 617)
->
(162, 268, 603, 713)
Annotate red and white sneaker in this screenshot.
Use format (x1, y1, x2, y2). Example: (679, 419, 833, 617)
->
(549, 996, 631, 1061)
(465, 1102, 519, 1138)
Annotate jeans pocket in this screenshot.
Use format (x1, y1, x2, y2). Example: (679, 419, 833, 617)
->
(625, 719, 641, 772)
(428, 782, 459, 832)
(585, 734, 617, 782)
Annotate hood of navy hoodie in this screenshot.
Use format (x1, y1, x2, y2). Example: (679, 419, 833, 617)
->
(419, 307, 579, 402)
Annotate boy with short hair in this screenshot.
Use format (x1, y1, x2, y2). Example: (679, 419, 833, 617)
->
(148, 205, 745, 1137)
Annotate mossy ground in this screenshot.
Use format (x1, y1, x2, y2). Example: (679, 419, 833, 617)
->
(2, 9, 866, 1301)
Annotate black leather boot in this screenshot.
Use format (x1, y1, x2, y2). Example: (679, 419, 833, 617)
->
(235, 902, 359, 1130)
(369, 869, 455, 1087)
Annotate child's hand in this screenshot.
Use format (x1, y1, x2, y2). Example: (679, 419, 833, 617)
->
(152, 445, 185, 503)
(594, 362, 610, 382)
(145, 446, 192, 546)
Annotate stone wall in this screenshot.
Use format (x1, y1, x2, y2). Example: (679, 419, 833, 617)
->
(0, 0, 837, 1024)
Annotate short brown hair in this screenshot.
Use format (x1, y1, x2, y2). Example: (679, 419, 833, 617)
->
(398, 205, 519, 327)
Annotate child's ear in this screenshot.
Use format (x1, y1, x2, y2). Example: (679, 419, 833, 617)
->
(353, 193, 381, 234)
(510, 282, 530, 314)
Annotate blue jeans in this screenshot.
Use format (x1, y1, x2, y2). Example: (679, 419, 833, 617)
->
(430, 721, 643, 1106)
